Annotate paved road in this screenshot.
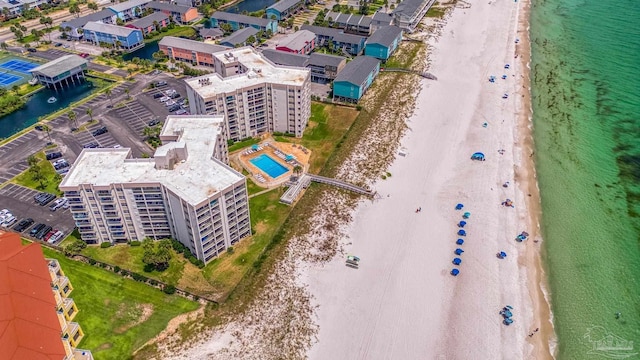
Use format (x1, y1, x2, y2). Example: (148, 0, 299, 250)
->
(0, 5, 92, 43)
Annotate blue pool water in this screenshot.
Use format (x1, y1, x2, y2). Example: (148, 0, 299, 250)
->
(250, 154, 289, 178)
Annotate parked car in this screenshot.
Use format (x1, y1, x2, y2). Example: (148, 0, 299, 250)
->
(27, 48, 36, 53)
(83, 142, 99, 148)
(13, 218, 34, 232)
(175, 109, 188, 115)
(165, 100, 176, 108)
(170, 93, 181, 99)
(148, 119, 160, 126)
(79, 53, 89, 58)
(48, 230, 65, 244)
(54, 42, 63, 47)
(92, 126, 108, 136)
(53, 160, 70, 170)
(46, 151, 63, 160)
(35, 225, 52, 240)
(34, 125, 44, 131)
(152, 92, 163, 99)
(36, 193, 56, 206)
(43, 229, 57, 242)
(168, 105, 181, 112)
(1, 215, 16, 228)
(49, 197, 68, 211)
(155, 81, 167, 86)
(159, 96, 170, 102)
(30, 223, 45, 237)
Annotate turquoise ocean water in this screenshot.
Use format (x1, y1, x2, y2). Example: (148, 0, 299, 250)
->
(530, 0, 640, 357)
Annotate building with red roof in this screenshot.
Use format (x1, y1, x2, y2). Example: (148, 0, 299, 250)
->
(0, 233, 92, 360)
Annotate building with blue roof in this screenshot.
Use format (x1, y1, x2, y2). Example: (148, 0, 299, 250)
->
(266, 0, 305, 21)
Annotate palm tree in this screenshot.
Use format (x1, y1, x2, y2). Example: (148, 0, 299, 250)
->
(41, 123, 52, 144)
(104, 88, 113, 107)
(11, 85, 19, 95)
(124, 88, 131, 99)
(293, 165, 303, 176)
(115, 40, 122, 49)
(0, 42, 6, 50)
(67, 110, 78, 128)
(85, 108, 93, 121)
(27, 154, 38, 167)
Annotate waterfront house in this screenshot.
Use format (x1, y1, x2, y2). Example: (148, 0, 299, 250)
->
(210, 12, 278, 34)
(308, 52, 346, 83)
(324, 11, 372, 35)
(370, 11, 394, 32)
(392, 0, 436, 32)
(107, 0, 151, 21)
(83, 21, 144, 52)
(126, 12, 169, 36)
(60, 9, 117, 39)
(148, 1, 198, 24)
(333, 55, 380, 102)
(159, 36, 229, 66)
(266, 0, 305, 21)
(300, 24, 366, 55)
(364, 25, 403, 60)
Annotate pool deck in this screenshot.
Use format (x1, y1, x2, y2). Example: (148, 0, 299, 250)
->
(233, 138, 311, 188)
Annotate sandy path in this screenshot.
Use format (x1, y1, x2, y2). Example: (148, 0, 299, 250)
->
(304, 0, 551, 358)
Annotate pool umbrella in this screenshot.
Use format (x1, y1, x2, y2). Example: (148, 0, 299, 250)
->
(458, 221, 467, 228)
(251, 144, 259, 150)
(463, 212, 471, 219)
(453, 258, 462, 265)
(451, 268, 460, 276)
(458, 229, 466, 236)
(455, 248, 464, 255)
(456, 203, 464, 210)
(456, 239, 464, 245)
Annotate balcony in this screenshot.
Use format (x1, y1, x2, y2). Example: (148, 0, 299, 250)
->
(73, 349, 94, 360)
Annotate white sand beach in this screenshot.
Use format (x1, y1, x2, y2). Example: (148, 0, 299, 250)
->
(303, 0, 553, 358)
(158, 0, 556, 358)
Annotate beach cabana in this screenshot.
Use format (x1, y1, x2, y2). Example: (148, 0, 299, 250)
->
(458, 221, 467, 228)
(463, 212, 471, 219)
(455, 203, 464, 210)
(455, 248, 464, 255)
(450, 268, 460, 276)
(456, 239, 464, 245)
(471, 152, 485, 161)
(457, 229, 466, 236)
(453, 258, 462, 265)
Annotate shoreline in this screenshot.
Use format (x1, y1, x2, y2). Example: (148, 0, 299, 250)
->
(514, 0, 556, 357)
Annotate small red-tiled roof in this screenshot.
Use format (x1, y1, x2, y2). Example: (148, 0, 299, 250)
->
(0, 233, 67, 360)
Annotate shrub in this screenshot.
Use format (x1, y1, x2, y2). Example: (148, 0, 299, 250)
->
(131, 272, 147, 282)
(100, 242, 112, 248)
(356, 105, 363, 111)
(88, 258, 96, 265)
(113, 266, 121, 273)
(226, 246, 234, 254)
(163, 284, 176, 294)
(130, 240, 141, 247)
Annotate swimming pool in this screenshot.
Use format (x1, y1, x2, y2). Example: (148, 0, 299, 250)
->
(250, 154, 289, 178)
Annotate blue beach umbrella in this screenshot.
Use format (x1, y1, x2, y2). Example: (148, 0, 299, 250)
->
(451, 268, 460, 276)
(463, 212, 471, 219)
(458, 229, 467, 236)
(458, 221, 467, 228)
(455, 248, 464, 255)
(453, 258, 462, 265)
(456, 239, 464, 245)
(456, 203, 464, 210)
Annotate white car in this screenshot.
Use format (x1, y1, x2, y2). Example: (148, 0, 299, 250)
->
(48, 230, 65, 244)
(1, 215, 16, 228)
(159, 96, 171, 102)
(165, 100, 177, 107)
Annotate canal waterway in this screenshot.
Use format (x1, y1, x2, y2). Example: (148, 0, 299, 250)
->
(0, 80, 97, 139)
(225, 0, 277, 14)
(123, 40, 160, 61)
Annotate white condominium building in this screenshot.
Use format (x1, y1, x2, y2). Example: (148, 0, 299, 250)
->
(59, 116, 251, 264)
(185, 46, 311, 141)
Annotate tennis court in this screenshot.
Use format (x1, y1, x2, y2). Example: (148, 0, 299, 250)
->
(0, 73, 22, 87)
(0, 59, 39, 74)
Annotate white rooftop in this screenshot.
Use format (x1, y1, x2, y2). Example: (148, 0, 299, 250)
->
(185, 46, 309, 97)
(59, 116, 244, 205)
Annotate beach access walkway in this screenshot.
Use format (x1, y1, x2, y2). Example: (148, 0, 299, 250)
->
(280, 174, 375, 204)
(381, 68, 438, 80)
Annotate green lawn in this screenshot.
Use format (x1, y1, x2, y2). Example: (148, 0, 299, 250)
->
(144, 26, 197, 43)
(229, 137, 260, 153)
(13, 151, 63, 195)
(202, 189, 292, 300)
(41, 246, 199, 360)
(82, 244, 186, 286)
(274, 102, 359, 173)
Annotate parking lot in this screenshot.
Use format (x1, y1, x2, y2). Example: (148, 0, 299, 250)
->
(0, 183, 75, 241)
(113, 100, 158, 136)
